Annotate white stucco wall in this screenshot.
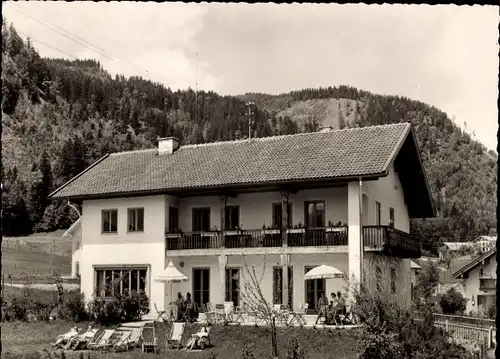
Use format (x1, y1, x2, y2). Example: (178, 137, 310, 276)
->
(462, 256, 496, 313)
(70, 223, 82, 278)
(363, 163, 410, 233)
(80, 195, 168, 312)
(168, 253, 350, 312)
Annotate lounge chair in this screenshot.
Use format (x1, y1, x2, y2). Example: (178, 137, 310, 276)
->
(204, 303, 216, 325)
(126, 327, 143, 349)
(112, 331, 132, 352)
(185, 325, 212, 351)
(165, 322, 185, 350)
(51, 327, 83, 349)
(141, 323, 158, 353)
(65, 328, 100, 350)
(215, 304, 226, 324)
(88, 329, 115, 351)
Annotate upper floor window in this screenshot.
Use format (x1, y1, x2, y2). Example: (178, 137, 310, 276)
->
(102, 209, 118, 233)
(389, 207, 395, 228)
(193, 207, 210, 232)
(225, 206, 240, 230)
(128, 208, 144, 232)
(168, 207, 179, 232)
(375, 201, 381, 226)
(272, 203, 293, 228)
(305, 201, 325, 228)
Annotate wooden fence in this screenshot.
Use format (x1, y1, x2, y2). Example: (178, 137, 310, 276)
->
(414, 312, 496, 349)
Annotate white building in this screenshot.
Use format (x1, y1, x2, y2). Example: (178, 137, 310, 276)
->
(49, 123, 435, 314)
(62, 217, 82, 278)
(453, 247, 497, 314)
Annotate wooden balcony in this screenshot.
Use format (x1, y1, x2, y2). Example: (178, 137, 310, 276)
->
(363, 226, 421, 258)
(479, 278, 496, 291)
(165, 225, 421, 258)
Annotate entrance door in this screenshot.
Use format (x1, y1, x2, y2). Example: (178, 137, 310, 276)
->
(193, 268, 210, 309)
(304, 266, 325, 312)
(225, 268, 240, 307)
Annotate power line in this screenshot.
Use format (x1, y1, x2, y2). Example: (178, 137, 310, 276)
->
(17, 30, 79, 60)
(10, 4, 171, 84)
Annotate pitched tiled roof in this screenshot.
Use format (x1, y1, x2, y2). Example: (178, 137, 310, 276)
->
(50, 123, 412, 199)
(453, 248, 497, 279)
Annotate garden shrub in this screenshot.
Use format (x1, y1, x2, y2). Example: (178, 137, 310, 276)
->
(88, 290, 150, 324)
(286, 334, 305, 359)
(439, 288, 467, 315)
(60, 291, 88, 322)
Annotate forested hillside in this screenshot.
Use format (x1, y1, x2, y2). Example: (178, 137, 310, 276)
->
(1, 22, 497, 254)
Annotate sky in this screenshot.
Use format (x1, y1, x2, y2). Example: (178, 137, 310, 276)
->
(3, 2, 499, 150)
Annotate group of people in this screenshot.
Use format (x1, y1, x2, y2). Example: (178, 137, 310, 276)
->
(172, 292, 199, 323)
(316, 291, 347, 325)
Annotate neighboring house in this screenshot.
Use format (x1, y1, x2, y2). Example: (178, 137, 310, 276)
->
(48, 123, 435, 313)
(472, 235, 497, 253)
(453, 248, 497, 314)
(62, 217, 82, 278)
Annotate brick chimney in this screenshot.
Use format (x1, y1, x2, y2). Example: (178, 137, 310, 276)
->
(158, 137, 180, 155)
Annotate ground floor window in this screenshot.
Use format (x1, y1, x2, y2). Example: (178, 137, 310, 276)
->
(305, 266, 325, 311)
(94, 267, 148, 297)
(225, 268, 240, 307)
(273, 266, 293, 308)
(193, 268, 210, 309)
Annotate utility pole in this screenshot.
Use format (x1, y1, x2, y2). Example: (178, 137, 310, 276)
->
(195, 52, 198, 123)
(246, 102, 255, 139)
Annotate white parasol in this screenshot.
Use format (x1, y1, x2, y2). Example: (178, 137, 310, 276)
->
(154, 261, 188, 307)
(304, 264, 344, 280)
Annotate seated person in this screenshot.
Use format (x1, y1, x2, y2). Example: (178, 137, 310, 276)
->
(185, 325, 211, 350)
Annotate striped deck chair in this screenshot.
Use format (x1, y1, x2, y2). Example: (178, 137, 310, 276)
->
(112, 331, 132, 352)
(88, 329, 115, 351)
(81, 329, 105, 350)
(65, 328, 100, 350)
(165, 322, 185, 350)
(51, 327, 84, 349)
(126, 327, 143, 349)
(141, 323, 158, 353)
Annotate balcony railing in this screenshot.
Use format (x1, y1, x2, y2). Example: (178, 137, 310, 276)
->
(166, 232, 220, 250)
(165, 225, 421, 258)
(288, 227, 348, 247)
(479, 278, 496, 291)
(363, 226, 421, 258)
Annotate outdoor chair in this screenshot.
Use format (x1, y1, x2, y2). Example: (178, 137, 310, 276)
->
(215, 304, 226, 324)
(64, 328, 100, 350)
(88, 329, 116, 351)
(51, 327, 84, 349)
(155, 303, 172, 322)
(165, 322, 185, 350)
(336, 306, 354, 325)
(203, 303, 216, 325)
(141, 323, 158, 353)
(289, 303, 308, 326)
(233, 305, 245, 324)
(223, 301, 235, 324)
(185, 325, 212, 351)
(86, 329, 107, 350)
(126, 327, 143, 349)
(111, 331, 132, 352)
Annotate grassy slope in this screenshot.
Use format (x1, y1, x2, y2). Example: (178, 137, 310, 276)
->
(1, 321, 361, 359)
(1, 246, 71, 278)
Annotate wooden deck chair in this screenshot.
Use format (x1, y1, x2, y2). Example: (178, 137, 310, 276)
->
(154, 303, 170, 322)
(141, 323, 158, 353)
(112, 331, 132, 352)
(51, 327, 84, 349)
(315, 305, 328, 325)
(88, 329, 115, 351)
(186, 325, 212, 351)
(204, 303, 216, 325)
(126, 327, 143, 349)
(82, 329, 105, 350)
(215, 304, 226, 324)
(65, 328, 100, 350)
(165, 322, 185, 350)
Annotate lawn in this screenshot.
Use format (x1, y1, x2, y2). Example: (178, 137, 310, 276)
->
(1, 245, 71, 280)
(1, 321, 362, 359)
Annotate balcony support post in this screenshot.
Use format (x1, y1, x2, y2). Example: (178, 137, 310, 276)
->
(281, 190, 290, 307)
(219, 195, 227, 249)
(348, 180, 363, 300)
(219, 254, 227, 304)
